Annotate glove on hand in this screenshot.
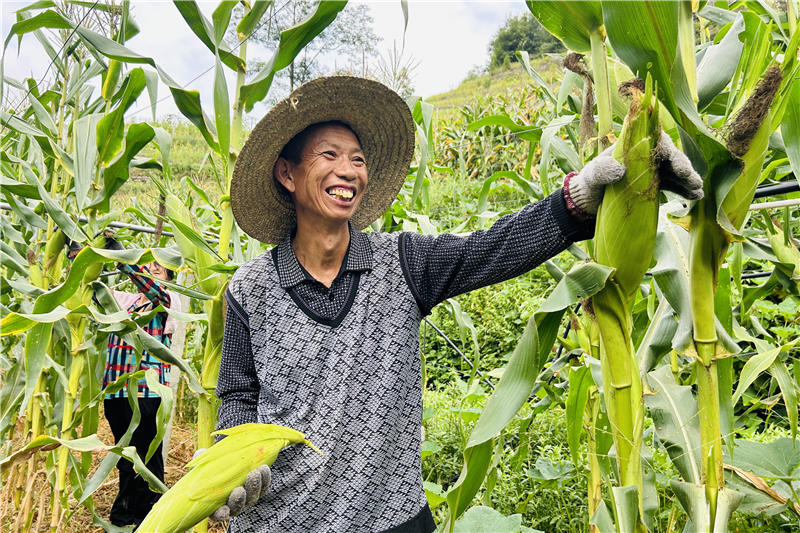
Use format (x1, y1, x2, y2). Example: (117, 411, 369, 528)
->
(566, 132, 704, 216)
(191, 449, 271, 521)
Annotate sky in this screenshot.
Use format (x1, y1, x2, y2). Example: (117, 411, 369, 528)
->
(1, 1, 528, 122)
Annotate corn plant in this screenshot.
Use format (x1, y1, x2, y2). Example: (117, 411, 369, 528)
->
(1, 1, 344, 530)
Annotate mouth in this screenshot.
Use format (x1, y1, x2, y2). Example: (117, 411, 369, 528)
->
(325, 185, 356, 203)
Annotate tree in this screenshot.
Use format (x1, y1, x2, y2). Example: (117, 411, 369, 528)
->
(488, 13, 564, 70)
(232, 1, 380, 100)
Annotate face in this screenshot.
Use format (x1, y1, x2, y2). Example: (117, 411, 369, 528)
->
(274, 124, 367, 229)
(148, 262, 169, 281)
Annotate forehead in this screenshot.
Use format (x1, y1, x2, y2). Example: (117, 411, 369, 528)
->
(305, 124, 362, 151)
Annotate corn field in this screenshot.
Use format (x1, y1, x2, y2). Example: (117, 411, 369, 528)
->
(1, 1, 799, 532)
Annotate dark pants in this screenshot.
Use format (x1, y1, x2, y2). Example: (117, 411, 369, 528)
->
(104, 397, 164, 526)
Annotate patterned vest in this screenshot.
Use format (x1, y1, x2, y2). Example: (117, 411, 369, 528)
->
(226, 231, 428, 532)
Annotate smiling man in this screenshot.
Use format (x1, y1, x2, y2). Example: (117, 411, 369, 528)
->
(216, 76, 702, 532)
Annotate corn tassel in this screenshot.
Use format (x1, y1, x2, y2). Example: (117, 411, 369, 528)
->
(137, 423, 320, 533)
(591, 75, 661, 530)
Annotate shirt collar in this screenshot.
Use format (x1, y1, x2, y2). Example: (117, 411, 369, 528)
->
(274, 223, 373, 289)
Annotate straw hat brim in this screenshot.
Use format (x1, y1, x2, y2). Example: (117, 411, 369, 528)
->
(231, 76, 415, 244)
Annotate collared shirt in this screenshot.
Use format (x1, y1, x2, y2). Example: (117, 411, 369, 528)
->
(217, 189, 593, 532)
(104, 263, 173, 399)
(272, 223, 373, 325)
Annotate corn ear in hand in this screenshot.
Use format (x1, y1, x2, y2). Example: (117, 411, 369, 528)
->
(137, 423, 320, 533)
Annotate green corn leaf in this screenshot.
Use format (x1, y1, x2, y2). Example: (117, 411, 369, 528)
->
(525, 1, 602, 53)
(768, 359, 797, 442)
(725, 437, 800, 480)
(0, 192, 46, 229)
(26, 92, 57, 136)
(611, 485, 640, 533)
(173, 0, 244, 70)
(732, 343, 782, 405)
(781, 78, 800, 185)
(3, 9, 71, 49)
(73, 113, 102, 210)
(213, 53, 230, 162)
(0, 240, 28, 277)
(1, 110, 47, 137)
(23, 322, 53, 415)
(445, 440, 493, 528)
(96, 68, 147, 165)
(467, 115, 542, 143)
(601, 0, 688, 125)
(239, 0, 347, 111)
(211, 1, 238, 45)
(74, 26, 155, 66)
(237, 0, 272, 38)
(566, 366, 592, 465)
(516, 51, 556, 104)
(144, 369, 173, 463)
(645, 366, 702, 484)
(89, 122, 155, 213)
(671, 481, 744, 532)
(158, 67, 219, 153)
(696, 15, 745, 110)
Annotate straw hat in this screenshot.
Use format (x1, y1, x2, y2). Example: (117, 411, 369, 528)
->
(231, 76, 415, 244)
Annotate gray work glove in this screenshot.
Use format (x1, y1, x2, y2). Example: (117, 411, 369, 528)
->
(566, 132, 704, 215)
(191, 449, 272, 521)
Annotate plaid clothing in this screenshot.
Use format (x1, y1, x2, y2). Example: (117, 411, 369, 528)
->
(104, 263, 173, 399)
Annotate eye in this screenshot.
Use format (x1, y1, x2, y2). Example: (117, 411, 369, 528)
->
(323, 150, 336, 158)
(353, 156, 366, 165)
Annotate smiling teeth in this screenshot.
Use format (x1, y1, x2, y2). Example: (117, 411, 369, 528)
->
(328, 188, 353, 200)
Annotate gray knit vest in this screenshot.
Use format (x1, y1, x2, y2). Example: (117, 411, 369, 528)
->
(226, 231, 427, 532)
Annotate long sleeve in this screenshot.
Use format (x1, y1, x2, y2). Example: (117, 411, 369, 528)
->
(399, 188, 594, 315)
(215, 290, 259, 437)
(117, 263, 171, 308)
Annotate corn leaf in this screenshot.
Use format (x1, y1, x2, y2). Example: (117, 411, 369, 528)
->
(525, 1, 602, 53)
(173, 0, 244, 70)
(144, 369, 173, 463)
(601, 0, 690, 126)
(213, 53, 230, 162)
(566, 366, 592, 465)
(239, 0, 347, 111)
(237, 0, 272, 37)
(781, 78, 800, 185)
(96, 68, 147, 165)
(696, 15, 745, 110)
(89, 122, 156, 213)
(3, 9, 71, 49)
(645, 366, 702, 484)
(73, 113, 102, 209)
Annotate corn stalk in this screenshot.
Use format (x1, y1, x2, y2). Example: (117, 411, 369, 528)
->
(590, 76, 661, 530)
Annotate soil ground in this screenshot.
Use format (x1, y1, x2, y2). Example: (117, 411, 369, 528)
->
(1, 406, 226, 532)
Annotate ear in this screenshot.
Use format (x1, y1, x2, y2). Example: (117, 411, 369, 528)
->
(273, 157, 296, 193)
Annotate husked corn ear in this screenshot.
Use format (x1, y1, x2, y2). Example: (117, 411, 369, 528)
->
(137, 423, 320, 533)
(594, 75, 661, 299)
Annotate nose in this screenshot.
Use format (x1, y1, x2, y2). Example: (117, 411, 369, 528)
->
(334, 157, 358, 181)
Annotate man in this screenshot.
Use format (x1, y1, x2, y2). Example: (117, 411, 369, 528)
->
(103, 256, 180, 527)
(215, 76, 702, 532)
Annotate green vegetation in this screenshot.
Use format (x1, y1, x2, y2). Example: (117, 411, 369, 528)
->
(2, 1, 800, 532)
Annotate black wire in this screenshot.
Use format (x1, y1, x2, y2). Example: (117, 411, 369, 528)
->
(423, 317, 495, 391)
(2, 0, 102, 120)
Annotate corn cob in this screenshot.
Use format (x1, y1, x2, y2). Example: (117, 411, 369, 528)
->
(137, 423, 320, 533)
(590, 74, 661, 531)
(81, 232, 111, 285)
(43, 229, 66, 277)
